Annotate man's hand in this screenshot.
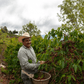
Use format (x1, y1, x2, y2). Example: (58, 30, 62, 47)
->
(40, 61, 45, 64)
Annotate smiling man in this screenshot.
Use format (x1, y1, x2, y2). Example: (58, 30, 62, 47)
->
(17, 32, 45, 84)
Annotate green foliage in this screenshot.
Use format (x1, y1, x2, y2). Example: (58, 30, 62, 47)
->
(34, 72, 45, 79)
(28, 59, 32, 63)
(0, 1, 84, 83)
(2, 26, 84, 84)
(58, 0, 84, 29)
(31, 27, 84, 84)
(0, 26, 18, 35)
(4, 38, 22, 84)
(20, 21, 41, 36)
(0, 26, 8, 33)
(9, 80, 15, 84)
(1, 68, 9, 74)
(12, 30, 18, 34)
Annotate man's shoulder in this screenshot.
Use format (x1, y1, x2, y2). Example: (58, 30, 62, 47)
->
(18, 46, 26, 52)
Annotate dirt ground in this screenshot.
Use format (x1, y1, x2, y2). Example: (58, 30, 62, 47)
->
(0, 46, 10, 84)
(0, 68, 10, 84)
(0, 60, 10, 84)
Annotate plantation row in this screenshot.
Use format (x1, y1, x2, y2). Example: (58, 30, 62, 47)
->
(2, 26, 84, 84)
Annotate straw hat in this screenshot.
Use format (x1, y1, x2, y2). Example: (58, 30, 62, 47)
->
(18, 32, 31, 42)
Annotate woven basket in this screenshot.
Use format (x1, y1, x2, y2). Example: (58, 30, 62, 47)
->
(32, 71, 51, 84)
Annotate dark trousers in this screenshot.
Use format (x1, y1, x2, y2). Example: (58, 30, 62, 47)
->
(21, 72, 33, 84)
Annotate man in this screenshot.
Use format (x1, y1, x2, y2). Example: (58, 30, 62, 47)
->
(17, 32, 45, 84)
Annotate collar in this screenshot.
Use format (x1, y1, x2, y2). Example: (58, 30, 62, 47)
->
(22, 45, 31, 49)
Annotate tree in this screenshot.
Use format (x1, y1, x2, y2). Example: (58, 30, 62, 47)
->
(0, 26, 8, 33)
(13, 30, 18, 34)
(21, 21, 41, 36)
(8, 30, 13, 34)
(18, 30, 22, 35)
(57, 0, 84, 29)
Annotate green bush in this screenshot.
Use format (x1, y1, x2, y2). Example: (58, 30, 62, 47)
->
(4, 38, 22, 84)
(4, 27, 84, 84)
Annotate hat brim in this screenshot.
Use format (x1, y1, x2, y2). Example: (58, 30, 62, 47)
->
(18, 36, 31, 43)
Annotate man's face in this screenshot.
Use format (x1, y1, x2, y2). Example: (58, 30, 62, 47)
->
(22, 38, 31, 48)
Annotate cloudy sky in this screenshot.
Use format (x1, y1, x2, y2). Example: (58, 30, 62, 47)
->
(0, 0, 63, 35)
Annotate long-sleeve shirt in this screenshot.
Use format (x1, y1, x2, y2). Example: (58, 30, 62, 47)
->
(17, 45, 40, 74)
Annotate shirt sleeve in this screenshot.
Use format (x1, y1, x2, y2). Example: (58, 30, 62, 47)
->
(18, 50, 40, 70)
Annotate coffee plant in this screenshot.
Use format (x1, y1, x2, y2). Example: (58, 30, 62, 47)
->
(3, 26, 84, 84)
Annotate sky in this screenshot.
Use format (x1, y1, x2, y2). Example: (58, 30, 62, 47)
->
(0, 0, 63, 35)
